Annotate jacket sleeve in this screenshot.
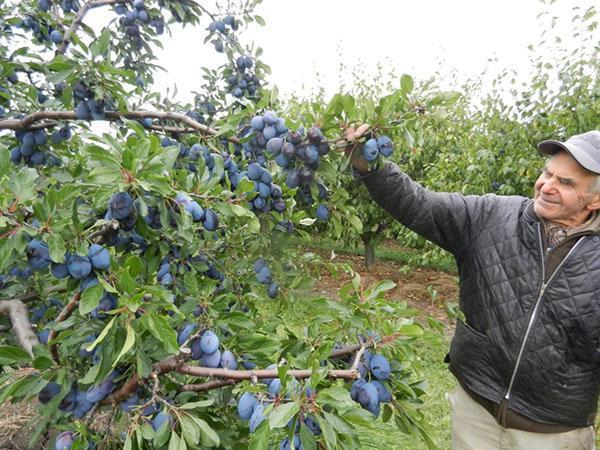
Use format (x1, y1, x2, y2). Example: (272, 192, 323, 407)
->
(358, 162, 498, 257)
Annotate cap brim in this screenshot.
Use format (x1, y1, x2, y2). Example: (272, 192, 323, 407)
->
(538, 139, 600, 174)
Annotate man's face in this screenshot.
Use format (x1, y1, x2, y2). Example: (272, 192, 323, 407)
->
(533, 151, 600, 227)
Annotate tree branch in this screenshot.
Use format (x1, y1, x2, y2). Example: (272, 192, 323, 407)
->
(56, 0, 134, 55)
(0, 286, 67, 305)
(101, 354, 188, 405)
(0, 300, 39, 356)
(0, 110, 241, 144)
(177, 367, 359, 392)
(48, 291, 82, 362)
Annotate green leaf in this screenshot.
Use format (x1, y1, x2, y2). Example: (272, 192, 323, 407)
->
(91, 28, 110, 57)
(9, 168, 38, 202)
(248, 421, 270, 450)
(85, 316, 116, 352)
(186, 415, 220, 447)
(178, 399, 215, 410)
(0, 345, 31, 365)
(399, 323, 423, 337)
(168, 431, 187, 450)
(316, 415, 337, 448)
(47, 234, 66, 263)
(79, 284, 104, 315)
(299, 425, 318, 450)
(140, 313, 179, 354)
(401, 74, 414, 93)
(118, 267, 136, 294)
(316, 387, 356, 410)
(346, 214, 363, 232)
(136, 349, 152, 378)
(365, 280, 397, 300)
(268, 402, 299, 429)
(113, 321, 135, 366)
(180, 415, 200, 446)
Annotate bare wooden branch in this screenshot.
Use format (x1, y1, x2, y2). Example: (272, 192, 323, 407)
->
(176, 366, 359, 381)
(351, 345, 367, 371)
(0, 300, 39, 356)
(177, 367, 359, 392)
(0, 110, 241, 144)
(179, 379, 236, 392)
(101, 354, 188, 405)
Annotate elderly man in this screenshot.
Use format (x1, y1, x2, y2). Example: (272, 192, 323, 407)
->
(352, 130, 600, 449)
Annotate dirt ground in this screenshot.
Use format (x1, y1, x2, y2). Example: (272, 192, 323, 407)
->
(311, 250, 459, 323)
(0, 250, 457, 449)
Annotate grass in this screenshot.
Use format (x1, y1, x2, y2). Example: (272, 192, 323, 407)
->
(293, 235, 457, 273)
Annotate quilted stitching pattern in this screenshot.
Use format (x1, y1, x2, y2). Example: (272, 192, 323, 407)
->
(361, 162, 600, 427)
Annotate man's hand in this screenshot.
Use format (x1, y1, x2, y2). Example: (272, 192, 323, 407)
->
(344, 124, 370, 174)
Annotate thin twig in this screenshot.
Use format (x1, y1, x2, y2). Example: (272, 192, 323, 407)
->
(48, 291, 82, 362)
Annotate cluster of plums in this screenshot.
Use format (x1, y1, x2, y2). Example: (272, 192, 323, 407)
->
(114, 0, 165, 50)
(9, 128, 64, 167)
(362, 135, 394, 162)
(253, 258, 278, 298)
(350, 352, 392, 416)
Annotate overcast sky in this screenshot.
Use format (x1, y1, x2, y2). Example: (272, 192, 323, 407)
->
(90, 0, 597, 102)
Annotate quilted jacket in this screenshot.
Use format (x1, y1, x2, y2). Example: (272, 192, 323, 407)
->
(359, 162, 600, 427)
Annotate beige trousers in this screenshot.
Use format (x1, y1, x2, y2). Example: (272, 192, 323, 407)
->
(447, 384, 597, 450)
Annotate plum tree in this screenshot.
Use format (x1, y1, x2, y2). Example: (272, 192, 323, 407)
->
(0, 0, 435, 448)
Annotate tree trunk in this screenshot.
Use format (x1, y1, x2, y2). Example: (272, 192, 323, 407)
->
(362, 234, 376, 269)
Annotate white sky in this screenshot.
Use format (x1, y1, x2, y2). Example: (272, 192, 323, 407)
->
(88, 0, 598, 102)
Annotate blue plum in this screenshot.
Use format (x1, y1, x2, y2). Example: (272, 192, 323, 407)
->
(177, 323, 197, 345)
(369, 355, 391, 380)
(201, 349, 221, 368)
(220, 350, 237, 369)
(199, 330, 219, 354)
(108, 192, 134, 220)
(27, 240, 51, 270)
(85, 378, 115, 403)
(249, 403, 266, 432)
(238, 392, 258, 420)
(377, 135, 394, 157)
(203, 209, 218, 231)
(267, 281, 279, 298)
(372, 380, 392, 403)
(151, 411, 173, 431)
(88, 244, 110, 270)
(256, 265, 272, 284)
(357, 382, 380, 416)
(363, 138, 379, 162)
(38, 382, 61, 404)
(66, 254, 92, 279)
(316, 205, 330, 222)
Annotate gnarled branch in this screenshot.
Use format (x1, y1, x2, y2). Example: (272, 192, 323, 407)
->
(0, 299, 39, 356)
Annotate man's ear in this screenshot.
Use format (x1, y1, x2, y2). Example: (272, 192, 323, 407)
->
(586, 193, 600, 212)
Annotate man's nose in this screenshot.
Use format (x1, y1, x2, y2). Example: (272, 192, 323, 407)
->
(540, 177, 557, 193)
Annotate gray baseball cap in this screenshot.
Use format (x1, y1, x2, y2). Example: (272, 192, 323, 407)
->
(538, 130, 600, 174)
